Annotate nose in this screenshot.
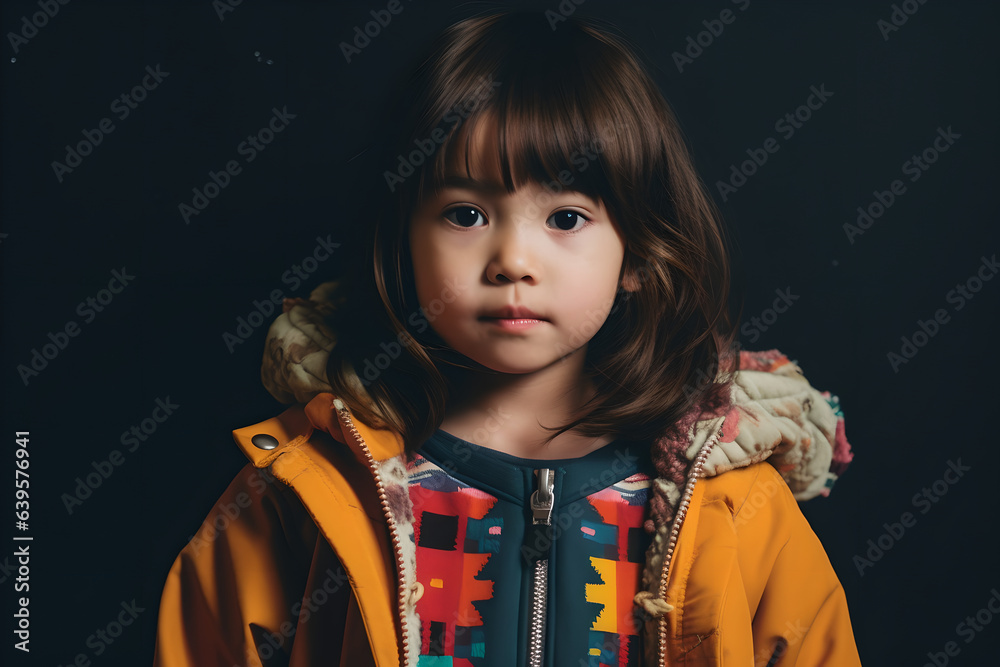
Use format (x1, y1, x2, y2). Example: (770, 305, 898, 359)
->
(486, 218, 540, 284)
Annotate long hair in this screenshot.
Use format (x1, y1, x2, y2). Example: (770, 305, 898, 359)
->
(325, 10, 743, 452)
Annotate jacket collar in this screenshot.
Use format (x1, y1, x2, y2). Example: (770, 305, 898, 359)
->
(232, 392, 406, 472)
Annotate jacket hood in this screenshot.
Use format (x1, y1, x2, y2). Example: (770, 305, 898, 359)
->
(260, 281, 853, 502)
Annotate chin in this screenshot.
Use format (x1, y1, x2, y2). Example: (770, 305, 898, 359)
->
(481, 362, 543, 375)
(471, 351, 577, 375)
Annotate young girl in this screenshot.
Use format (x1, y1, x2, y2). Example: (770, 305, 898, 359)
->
(153, 10, 860, 667)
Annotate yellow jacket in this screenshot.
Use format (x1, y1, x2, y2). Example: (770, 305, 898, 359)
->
(153, 287, 862, 666)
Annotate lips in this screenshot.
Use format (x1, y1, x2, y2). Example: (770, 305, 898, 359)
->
(481, 305, 547, 321)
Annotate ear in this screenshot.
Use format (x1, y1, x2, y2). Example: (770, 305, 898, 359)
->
(619, 265, 642, 293)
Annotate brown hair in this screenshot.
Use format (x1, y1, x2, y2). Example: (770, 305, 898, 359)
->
(325, 10, 743, 452)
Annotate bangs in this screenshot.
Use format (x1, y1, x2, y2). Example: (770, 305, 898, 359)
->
(397, 12, 662, 210)
(422, 103, 609, 205)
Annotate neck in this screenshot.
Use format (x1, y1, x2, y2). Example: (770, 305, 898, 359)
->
(436, 346, 615, 460)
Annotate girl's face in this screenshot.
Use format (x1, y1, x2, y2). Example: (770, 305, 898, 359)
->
(408, 120, 629, 376)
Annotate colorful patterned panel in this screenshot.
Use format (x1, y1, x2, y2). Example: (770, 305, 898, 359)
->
(582, 474, 651, 662)
(410, 456, 499, 660)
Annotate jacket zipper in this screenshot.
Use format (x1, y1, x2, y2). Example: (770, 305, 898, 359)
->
(528, 468, 555, 667)
(332, 398, 412, 667)
(328, 398, 720, 667)
(656, 431, 721, 667)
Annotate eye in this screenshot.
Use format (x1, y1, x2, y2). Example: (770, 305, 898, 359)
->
(443, 206, 486, 228)
(547, 210, 591, 233)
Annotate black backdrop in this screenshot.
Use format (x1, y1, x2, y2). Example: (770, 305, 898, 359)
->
(2, 0, 998, 664)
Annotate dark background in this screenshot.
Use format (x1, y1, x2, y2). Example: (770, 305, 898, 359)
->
(2, 0, 998, 664)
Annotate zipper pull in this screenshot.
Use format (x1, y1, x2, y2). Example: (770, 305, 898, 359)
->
(530, 468, 555, 525)
(527, 469, 555, 667)
(525, 468, 555, 564)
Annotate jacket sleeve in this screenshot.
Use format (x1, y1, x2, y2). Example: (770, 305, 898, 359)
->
(152, 463, 349, 666)
(736, 462, 863, 666)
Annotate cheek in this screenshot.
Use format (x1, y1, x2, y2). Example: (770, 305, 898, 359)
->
(409, 231, 466, 313)
(560, 278, 614, 318)
(582, 235, 626, 282)
(409, 228, 439, 305)
(568, 239, 625, 312)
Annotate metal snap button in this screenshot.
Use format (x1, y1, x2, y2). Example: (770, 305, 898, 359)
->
(251, 434, 279, 450)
